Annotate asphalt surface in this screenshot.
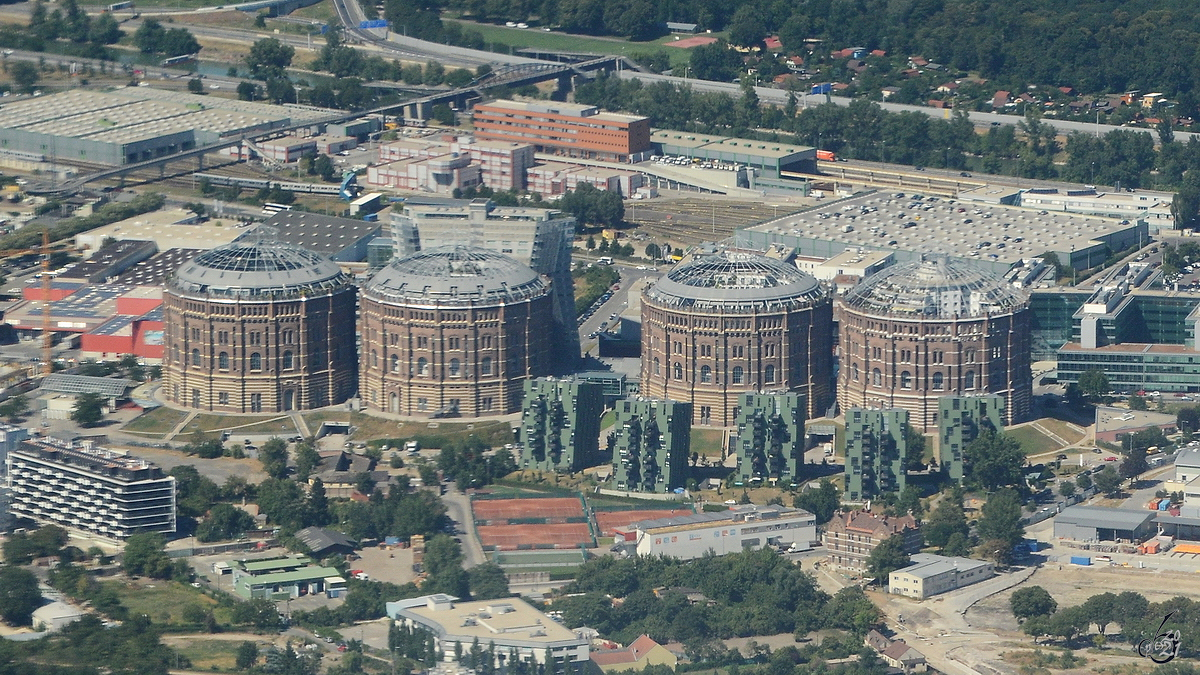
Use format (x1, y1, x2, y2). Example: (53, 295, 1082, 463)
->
(574, 260, 660, 356)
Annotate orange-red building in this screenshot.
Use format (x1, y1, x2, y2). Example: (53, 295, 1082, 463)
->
(471, 99, 651, 162)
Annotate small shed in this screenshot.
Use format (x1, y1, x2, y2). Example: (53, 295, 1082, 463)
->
(32, 601, 85, 632)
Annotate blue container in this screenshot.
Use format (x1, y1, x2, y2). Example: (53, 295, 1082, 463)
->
(1070, 556, 1091, 566)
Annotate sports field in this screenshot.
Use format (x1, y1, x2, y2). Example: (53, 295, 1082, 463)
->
(594, 509, 693, 536)
(477, 523, 592, 550)
(472, 497, 583, 521)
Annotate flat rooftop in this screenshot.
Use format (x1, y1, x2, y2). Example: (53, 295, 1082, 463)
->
(13, 437, 165, 481)
(116, 248, 203, 285)
(476, 99, 647, 125)
(1059, 342, 1196, 354)
(893, 553, 990, 580)
(391, 596, 580, 644)
(631, 504, 813, 533)
(1094, 405, 1178, 434)
(652, 130, 816, 160)
(76, 209, 244, 252)
(745, 191, 1138, 266)
(1055, 505, 1155, 530)
(253, 213, 382, 257)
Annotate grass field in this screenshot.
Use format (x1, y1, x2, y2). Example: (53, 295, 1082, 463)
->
(445, 20, 695, 69)
(1008, 425, 1062, 456)
(600, 410, 616, 429)
(186, 414, 296, 435)
(691, 428, 725, 457)
(105, 580, 227, 625)
(122, 407, 189, 436)
(171, 639, 247, 671)
(302, 410, 514, 446)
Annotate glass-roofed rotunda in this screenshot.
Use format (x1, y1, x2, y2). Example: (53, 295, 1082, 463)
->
(640, 250, 834, 427)
(836, 255, 1032, 430)
(163, 236, 357, 413)
(360, 246, 555, 418)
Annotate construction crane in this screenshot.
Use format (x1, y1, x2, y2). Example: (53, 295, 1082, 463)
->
(0, 230, 60, 375)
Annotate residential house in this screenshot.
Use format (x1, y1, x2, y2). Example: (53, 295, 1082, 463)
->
(1058, 86, 1076, 96)
(881, 86, 900, 100)
(936, 82, 959, 94)
(927, 100, 948, 109)
(908, 56, 928, 68)
(589, 635, 678, 674)
(870, 49, 887, 57)
(823, 510, 921, 572)
(882, 642, 928, 673)
(992, 90, 1011, 108)
(764, 36, 782, 50)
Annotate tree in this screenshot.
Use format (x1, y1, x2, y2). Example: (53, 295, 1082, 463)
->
(726, 5, 766, 47)
(0, 394, 29, 422)
(824, 586, 882, 633)
(196, 503, 255, 542)
(423, 535, 469, 598)
(0, 567, 40, 626)
(644, 243, 660, 259)
(237, 81, 258, 101)
(924, 492, 970, 551)
(89, 11, 123, 44)
(121, 532, 176, 579)
(1010, 585, 1057, 622)
(793, 479, 839, 524)
(10, 62, 39, 95)
(294, 440, 320, 480)
(689, 40, 743, 82)
(188, 78, 204, 94)
(1121, 445, 1149, 481)
(1078, 369, 1110, 399)
(1059, 480, 1076, 498)
(245, 38, 294, 80)
(432, 104, 455, 126)
(904, 424, 926, 471)
(259, 437, 289, 479)
(964, 429, 1026, 491)
(1094, 465, 1121, 495)
(133, 18, 165, 53)
(976, 489, 1025, 562)
(1128, 394, 1148, 411)
(236, 641, 259, 670)
(70, 392, 106, 427)
(864, 534, 911, 582)
(1076, 472, 1093, 490)
(468, 563, 510, 600)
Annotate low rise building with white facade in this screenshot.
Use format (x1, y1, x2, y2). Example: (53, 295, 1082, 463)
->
(888, 553, 995, 599)
(387, 594, 589, 670)
(615, 505, 816, 560)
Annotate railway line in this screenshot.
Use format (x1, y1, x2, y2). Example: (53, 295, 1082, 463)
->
(791, 163, 987, 197)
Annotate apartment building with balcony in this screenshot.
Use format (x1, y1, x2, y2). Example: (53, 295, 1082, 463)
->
(5, 437, 176, 539)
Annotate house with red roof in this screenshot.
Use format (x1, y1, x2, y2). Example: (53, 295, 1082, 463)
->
(992, 90, 1011, 108)
(589, 635, 678, 674)
(764, 35, 782, 50)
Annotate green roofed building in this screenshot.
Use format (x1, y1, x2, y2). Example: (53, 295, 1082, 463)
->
(731, 392, 806, 486)
(519, 377, 605, 472)
(845, 407, 908, 501)
(231, 555, 344, 599)
(937, 395, 1005, 481)
(609, 398, 690, 493)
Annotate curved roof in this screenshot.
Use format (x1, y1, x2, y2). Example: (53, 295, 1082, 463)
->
(644, 251, 827, 312)
(169, 239, 349, 299)
(841, 255, 1028, 318)
(364, 246, 548, 305)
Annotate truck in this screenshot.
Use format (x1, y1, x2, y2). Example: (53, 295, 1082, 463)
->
(597, 256, 613, 265)
(816, 150, 836, 161)
(1070, 556, 1091, 566)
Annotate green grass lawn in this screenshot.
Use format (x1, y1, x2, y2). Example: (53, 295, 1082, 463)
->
(105, 580, 228, 625)
(185, 414, 295, 435)
(172, 639, 248, 672)
(1008, 425, 1062, 456)
(122, 407, 189, 436)
(600, 410, 616, 430)
(447, 20, 695, 69)
(690, 428, 725, 457)
(1036, 418, 1086, 445)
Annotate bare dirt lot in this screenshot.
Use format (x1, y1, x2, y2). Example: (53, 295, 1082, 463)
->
(352, 546, 416, 586)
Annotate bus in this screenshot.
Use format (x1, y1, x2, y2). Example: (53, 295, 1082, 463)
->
(597, 256, 613, 265)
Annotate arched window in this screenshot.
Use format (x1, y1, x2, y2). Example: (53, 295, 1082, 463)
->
(191, 349, 201, 366)
(218, 352, 229, 370)
(417, 357, 429, 376)
(932, 372, 944, 390)
(700, 365, 712, 383)
(764, 365, 776, 383)
(852, 363, 860, 381)
(732, 366, 744, 384)
(900, 371, 912, 389)
(673, 362, 683, 380)
(872, 368, 882, 386)
(965, 370, 975, 389)
(283, 351, 294, 370)
(449, 358, 461, 377)
(250, 352, 262, 370)
(173, 345, 180, 363)
(481, 357, 492, 375)
(371, 350, 378, 368)
(653, 358, 660, 375)
(390, 354, 399, 373)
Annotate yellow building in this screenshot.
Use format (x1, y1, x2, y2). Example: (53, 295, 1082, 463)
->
(589, 635, 677, 674)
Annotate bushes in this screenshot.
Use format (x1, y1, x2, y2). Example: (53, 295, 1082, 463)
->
(0, 192, 164, 251)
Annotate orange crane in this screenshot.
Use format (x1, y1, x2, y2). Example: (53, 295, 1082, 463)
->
(0, 230, 60, 374)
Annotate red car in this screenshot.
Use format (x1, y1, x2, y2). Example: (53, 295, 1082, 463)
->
(1104, 456, 1118, 461)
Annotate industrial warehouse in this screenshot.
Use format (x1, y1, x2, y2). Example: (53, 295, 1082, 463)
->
(0, 88, 329, 165)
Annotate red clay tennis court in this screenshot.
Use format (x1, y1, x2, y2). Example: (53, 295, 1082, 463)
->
(471, 497, 584, 522)
(595, 510, 694, 536)
(477, 523, 592, 550)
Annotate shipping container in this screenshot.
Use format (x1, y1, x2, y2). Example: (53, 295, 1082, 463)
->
(1070, 556, 1092, 566)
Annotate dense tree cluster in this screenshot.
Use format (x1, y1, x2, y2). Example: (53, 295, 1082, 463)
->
(436, 437, 517, 488)
(963, 429, 1027, 492)
(132, 18, 200, 58)
(555, 548, 880, 645)
(3, 524, 69, 564)
(21, 0, 122, 59)
(0, 614, 184, 675)
(558, 183, 624, 228)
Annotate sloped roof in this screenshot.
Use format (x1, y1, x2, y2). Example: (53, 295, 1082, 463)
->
(295, 526, 356, 554)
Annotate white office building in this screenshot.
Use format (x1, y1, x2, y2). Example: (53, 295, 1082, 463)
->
(5, 437, 176, 539)
(617, 505, 817, 560)
(888, 553, 994, 599)
(387, 594, 589, 670)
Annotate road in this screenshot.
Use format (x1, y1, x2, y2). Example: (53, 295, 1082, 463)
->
(441, 484, 485, 568)
(575, 260, 659, 356)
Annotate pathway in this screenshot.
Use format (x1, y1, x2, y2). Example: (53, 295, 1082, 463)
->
(164, 410, 199, 442)
(291, 412, 312, 439)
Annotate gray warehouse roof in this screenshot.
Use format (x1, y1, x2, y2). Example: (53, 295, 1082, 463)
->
(841, 255, 1028, 318)
(42, 374, 135, 398)
(364, 246, 548, 305)
(1054, 505, 1155, 530)
(893, 553, 991, 580)
(253, 212, 383, 259)
(645, 250, 827, 311)
(170, 237, 350, 299)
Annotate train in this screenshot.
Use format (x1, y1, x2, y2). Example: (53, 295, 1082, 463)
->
(193, 173, 343, 196)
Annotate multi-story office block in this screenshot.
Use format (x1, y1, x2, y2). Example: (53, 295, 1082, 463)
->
(0, 423, 30, 476)
(5, 438, 176, 539)
(845, 408, 908, 500)
(732, 392, 806, 486)
(937, 395, 1005, 481)
(609, 399, 690, 493)
(471, 100, 651, 163)
(390, 198, 578, 368)
(519, 378, 605, 473)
